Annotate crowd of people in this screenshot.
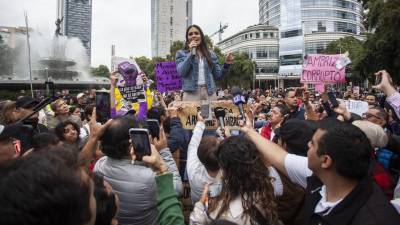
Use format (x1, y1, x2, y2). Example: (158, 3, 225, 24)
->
(1, 69, 400, 225)
(0, 24, 400, 225)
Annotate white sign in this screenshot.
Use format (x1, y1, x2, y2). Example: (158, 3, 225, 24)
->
(342, 99, 369, 116)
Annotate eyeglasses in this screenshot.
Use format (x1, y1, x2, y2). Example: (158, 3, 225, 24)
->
(362, 113, 383, 120)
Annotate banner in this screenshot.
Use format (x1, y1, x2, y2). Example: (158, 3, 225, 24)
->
(177, 101, 249, 130)
(155, 62, 182, 93)
(301, 54, 347, 84)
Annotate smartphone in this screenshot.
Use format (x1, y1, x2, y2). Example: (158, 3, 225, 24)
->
(146, 119, 160, 139)
(375, 74, 382, 86)
(200, 102, 211, 120)
(129, 128, 151, 161)
(95, 91, 111, 124)
(327, 92, 339, 109)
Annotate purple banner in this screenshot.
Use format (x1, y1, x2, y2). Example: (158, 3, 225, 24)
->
(156, 62, 182, 93)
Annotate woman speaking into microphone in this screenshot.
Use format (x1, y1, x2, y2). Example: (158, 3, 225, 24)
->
(176, 24, 234, 101)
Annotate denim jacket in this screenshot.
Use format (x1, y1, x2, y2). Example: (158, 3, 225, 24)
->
(176, 49, 230, 95)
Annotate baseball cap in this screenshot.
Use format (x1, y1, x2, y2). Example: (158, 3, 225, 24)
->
(0, 123, 23, 142)
(15, 96, 39, 109)
(77, 93, 85, 99)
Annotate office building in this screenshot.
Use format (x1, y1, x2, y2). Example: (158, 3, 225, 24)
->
(151, 0, 192, 57)
(259, 0, 365, 87)
(57, 0, 92, 63)
(217, 24, 280, 89)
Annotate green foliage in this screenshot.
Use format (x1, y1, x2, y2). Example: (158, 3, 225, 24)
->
(134, 56, 167, 81)
(216, 52, 255, 89)
(90, 65, 110, 78)
(167, 40, 184, 61)
(357, 0, 400, 83)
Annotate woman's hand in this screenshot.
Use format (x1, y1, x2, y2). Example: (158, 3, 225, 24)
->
(225, 53, 234, 65)
(188, 40, 198, 49)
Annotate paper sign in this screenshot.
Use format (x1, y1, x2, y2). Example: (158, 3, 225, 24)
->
(112, 57, 146, 103)
(156, 62, 182, 93)
(301, 54, 347, 84)
(342, 99, 369, 116)
(177, 101, 249, 130)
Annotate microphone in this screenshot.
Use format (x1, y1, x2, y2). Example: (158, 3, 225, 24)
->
(231, 86, 246, 120)
(191, 46, 196, 56)
(214, 107, 226, 128)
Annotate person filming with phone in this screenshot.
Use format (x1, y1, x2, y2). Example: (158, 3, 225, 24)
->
(93, 116, 182, 225)
(176, 25, 234, 102)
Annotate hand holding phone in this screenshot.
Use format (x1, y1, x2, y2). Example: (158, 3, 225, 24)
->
(146, 119, 160, 139)
(129, 128, 151, 161)
(327, 92, 339, 109)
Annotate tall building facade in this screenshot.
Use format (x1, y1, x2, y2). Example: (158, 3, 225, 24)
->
(217, 25, 280, 89)
(151, 0, 192, 57)
(259, 0, 364, 87)
(57, 0, 92, 63)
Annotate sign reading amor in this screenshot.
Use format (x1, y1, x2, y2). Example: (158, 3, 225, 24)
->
(177, 101, 249, 130)
(301, 54, 346, 84)
(156, 62, 182, 93)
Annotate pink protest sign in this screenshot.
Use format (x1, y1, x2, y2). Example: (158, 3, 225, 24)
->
(301, 54, 346, 84)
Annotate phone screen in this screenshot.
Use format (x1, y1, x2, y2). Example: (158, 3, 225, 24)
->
(95, 92, 111, 124)
(146, 119, 160, 139)
(200, 104, 210, 119)
(129, 128, 151, 161)
(327, 92, 339, 109)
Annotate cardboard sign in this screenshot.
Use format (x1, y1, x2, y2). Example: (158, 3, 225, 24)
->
(156, 62, 182, 93)
(118, 84, 146, 103)
(301, 54, 346, 84)
(177, 101, 249, 130)
(342, 99, 369, 116)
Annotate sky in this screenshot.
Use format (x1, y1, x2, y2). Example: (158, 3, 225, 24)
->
(0, 0, 259, 67)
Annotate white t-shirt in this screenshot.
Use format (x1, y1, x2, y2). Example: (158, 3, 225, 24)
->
(284, 154, 342, 215)
(197, 57, 206, 85)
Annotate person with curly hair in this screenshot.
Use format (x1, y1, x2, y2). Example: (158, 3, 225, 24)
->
(190, 135, 282, 225)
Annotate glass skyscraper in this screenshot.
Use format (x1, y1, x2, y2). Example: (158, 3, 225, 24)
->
(151, 0, 192, 57)
(57, 0, 92, 63)
(259, 0, 364, 85)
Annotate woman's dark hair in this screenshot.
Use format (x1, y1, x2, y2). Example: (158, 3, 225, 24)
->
(279, 119, 314, 156)
(0, 151, 92, 225)
(54, 120, 81, 142)
(198, 136, 220, 172)
(184, 24, 213, 67)
(206, 220, 238, 225)
(32, 133, 60, 152)
(147, 106, 166, 123)
(84, 104, 95, 121)
(212, 136, 277, 225)
(100, 116, 142, 159)
(69, 105, 78, 115)
(93, 173, 118, 225)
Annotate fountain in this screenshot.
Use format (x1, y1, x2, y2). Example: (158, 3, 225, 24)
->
(0, 21, 109, 91)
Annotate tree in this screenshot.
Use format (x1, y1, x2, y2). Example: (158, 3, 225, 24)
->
(216, 52, 254, 89)
(167, 40, 184, 61)
(357, 0, 400, 83)
(323, 36, 364, 81)
(90, 65, 110, 78)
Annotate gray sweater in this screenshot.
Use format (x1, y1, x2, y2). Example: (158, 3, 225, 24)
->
(94, 148, 182, 225)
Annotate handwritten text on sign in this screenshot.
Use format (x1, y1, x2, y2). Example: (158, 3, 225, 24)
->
(177, 101, 249, 130)
(118, 84, 145, 103)
(156, 62, 182, 93)
(301, 54, 346, 84)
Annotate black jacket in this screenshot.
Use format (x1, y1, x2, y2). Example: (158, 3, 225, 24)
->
(303, 175, 399, 225)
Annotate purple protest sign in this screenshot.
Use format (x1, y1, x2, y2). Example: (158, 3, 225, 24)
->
(301, 54, 346, 84)
(156, 62, 182, 93)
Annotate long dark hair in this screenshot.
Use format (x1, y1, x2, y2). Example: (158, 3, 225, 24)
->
(184, 24, 213, 67)
(212, 136, 278, 225)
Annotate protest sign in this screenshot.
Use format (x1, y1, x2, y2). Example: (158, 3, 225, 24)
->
(111, 57, 146, 104)
(301, 54, 347, 84)
(155, 62, 182, 93)
(177, 101, 249, 130)
(341, 99, 369, 116)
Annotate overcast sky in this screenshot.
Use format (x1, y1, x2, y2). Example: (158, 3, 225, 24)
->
(0, 0, 258, 67)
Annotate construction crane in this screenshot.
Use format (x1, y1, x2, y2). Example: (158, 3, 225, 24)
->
(209, 22, 228, 42)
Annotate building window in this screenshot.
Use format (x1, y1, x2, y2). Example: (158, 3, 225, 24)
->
(256, 32, 260, 38)
(281, 29, 302, 38)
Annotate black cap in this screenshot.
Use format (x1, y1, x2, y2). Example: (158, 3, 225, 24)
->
(0, 123, 23, 142)
(15, 96, 39, 109)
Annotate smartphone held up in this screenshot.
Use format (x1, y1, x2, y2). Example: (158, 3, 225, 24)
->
(129, 128, 152, 161)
